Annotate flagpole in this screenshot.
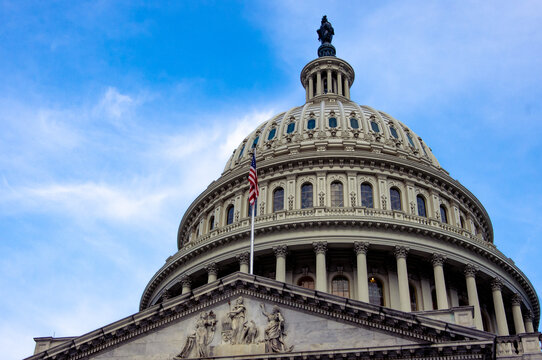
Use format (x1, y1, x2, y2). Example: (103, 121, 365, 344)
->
(250, 202, 255, 275)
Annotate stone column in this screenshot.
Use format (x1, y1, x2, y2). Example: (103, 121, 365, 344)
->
(237, 252, 250, 274)
(491, 278, 509, 335)
(316, 71, 322, 95)
(308, 76, 314, 99)
(206, 262, 218, 283)
(326, 69, 332, 93)
(524, 310, 535, 333)
(337, 72, 343, 96)
(313, 242, 328, 292)
(344, 78, 350, 98)
(464, 264, 483, 330)
(354, 241, 369, 302)
(181, 275, 191, 295)
(431, 254, 449, 310)
(273, 245, 288, 282)
(512, 294, 526, 334)
(394, 246, 411, 312)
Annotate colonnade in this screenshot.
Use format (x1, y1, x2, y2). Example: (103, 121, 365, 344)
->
(176, 243, 534, 336)
(306, 68, 350, 100)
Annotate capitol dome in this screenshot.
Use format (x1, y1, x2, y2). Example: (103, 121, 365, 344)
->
(139, 25, 539, 344)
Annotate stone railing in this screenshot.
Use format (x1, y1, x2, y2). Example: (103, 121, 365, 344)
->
(496, 333, 542, 358)
(183, 207, 485, 252)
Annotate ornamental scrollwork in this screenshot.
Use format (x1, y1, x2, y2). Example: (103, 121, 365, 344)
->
(431, 253, 446, 267)
(354, 241, 369, 255)
(313, 241, 328, 254)
(394, 246, 409, 259)
(318, 191, 325, 206)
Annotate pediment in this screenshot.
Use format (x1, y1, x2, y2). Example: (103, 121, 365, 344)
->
(26, 272, 494, 360)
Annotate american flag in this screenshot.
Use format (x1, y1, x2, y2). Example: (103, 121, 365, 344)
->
(248, 152, 259, 206)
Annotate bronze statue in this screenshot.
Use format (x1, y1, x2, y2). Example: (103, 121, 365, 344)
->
(317, 15, 334, 44)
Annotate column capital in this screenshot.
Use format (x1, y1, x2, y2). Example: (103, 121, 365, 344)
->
(354, 241, 369, 255)
(205, 262, 218, 276)
(313, 241, 328, 255)
(431, 253, 447, 267)
(491, 277, 503, 291)
(162, 289, 172, 301)
(236, 252, 250, 265)
(511, 293, 522, 306)
(464, 264, 478, 278)
(273, 245, 288, 258)
(180, 275, 192, 287)
(523, 309, 534, 321)
(394, 246, 409, 259)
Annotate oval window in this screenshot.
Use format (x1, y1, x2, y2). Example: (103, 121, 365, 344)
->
(350, 118, 359, 129)
(389, 126, 399, 139)
(286, 122, 295, 133)
(307, 119, 316, 129)
(329, 117, 337, 128)
(371, 121, 380, 133)
(267, 128, 276, 140)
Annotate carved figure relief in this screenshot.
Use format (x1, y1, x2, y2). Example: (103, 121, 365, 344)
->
(221, 296, 259, 345)
(260, 304, 293, 353)
(175, 311, 217, 359)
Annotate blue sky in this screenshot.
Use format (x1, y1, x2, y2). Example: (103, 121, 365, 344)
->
(1, 1, 541, 359)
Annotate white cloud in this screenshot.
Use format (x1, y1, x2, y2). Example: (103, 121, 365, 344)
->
(95, 87, 135, 120)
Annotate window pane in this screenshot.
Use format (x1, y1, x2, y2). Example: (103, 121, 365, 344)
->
(368, 277, 384, 306)
(390, 188, 401, 210)
(287, 122, 295, 133)
(209, 216, 215, 230)
(407, 133, 415, 147)
(440, 206, 448, 223)
(227, 206, 235, 225)
(410, 284, 418, 311)
(350, 118, 359, 129)
(417, 195, 426, 217)
(331, 182, 343, 207)
(328, 117, 337, 128)
(301, 183, 313, 209)
(252, 136, 259, 148)
(307, 119, 316, 129)
(371, 121, 380, 133)
(389, 126, 399, 139)
(331, 276, 349, 297)
(238, 145, 245, 159)
(273, 188, 284, 212)
(361, 183, 373, 208)
(267, 128, 276, 140)
(298, 276, 314, 289)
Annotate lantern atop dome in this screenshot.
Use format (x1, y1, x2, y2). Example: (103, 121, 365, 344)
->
(317, 15, 336, 57)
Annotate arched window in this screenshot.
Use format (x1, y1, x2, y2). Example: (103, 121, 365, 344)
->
(267, 128, 276, 140)
(238, 144, 245, 159)
(440, 205, 448, 224)
(409, 284, 418, 311)
(331, 275, 349, 297)
(209, 216, 215, 231)
(390, 188, 401, 211)
(350, 118, 359, 129)
(389, 126, 399, 139)
(286, 122, 295, 133)
(360, 183, 373, 208)
(301, 183, 313, 209)
(226, 205, 235, 225)
(417, 195, 426, 217)
(307, 118, 316, 129)
(328, 117, 337, 128)
(330, 181, 344, 207)
(297, 276, 315, 290)
(252, 136, 259, 148)
(273, 187, 284, 212)
(368, 277, 384, 306)
(370, 121, 380, 133)
(406, 133, 416, 147)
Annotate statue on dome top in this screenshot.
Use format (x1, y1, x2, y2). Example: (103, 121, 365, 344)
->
(317, 15, 334, 44)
